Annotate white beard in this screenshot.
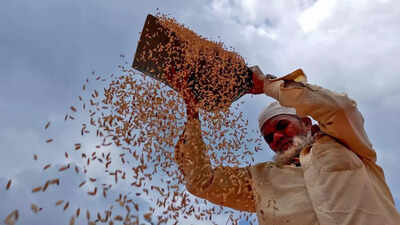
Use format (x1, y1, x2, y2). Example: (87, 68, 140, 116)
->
(273, 131, 313, 167)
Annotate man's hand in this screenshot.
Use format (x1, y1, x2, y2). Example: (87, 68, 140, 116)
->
(247, 71, 277, 95)
(166, 66, 199, 119)
(183, 90, 199, 120)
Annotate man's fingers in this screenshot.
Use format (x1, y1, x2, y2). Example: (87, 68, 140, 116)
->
(265, 74, 277, 80)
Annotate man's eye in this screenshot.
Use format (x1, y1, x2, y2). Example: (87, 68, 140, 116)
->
(264, 133, 274, 143)
(276, 120, 289, 130)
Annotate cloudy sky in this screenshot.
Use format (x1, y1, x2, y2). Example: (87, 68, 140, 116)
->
(1, 0, 400, 224)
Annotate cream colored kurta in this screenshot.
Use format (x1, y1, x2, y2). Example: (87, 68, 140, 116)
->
(174, 70, 400, 225)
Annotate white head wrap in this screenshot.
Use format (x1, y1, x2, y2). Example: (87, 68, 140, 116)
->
(258, 102, 297, 131)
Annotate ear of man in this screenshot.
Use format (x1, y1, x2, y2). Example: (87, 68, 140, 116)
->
(301, 117, 312, 129)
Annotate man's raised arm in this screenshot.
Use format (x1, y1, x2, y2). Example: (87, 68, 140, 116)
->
(174, 104, 256, 212)
(259, 69, 376, 161)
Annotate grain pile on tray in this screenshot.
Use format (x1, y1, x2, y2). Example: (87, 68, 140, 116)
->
(3, 15, 263, 225)
(160, 16, 250, 111)
(133, 14, 253, 111)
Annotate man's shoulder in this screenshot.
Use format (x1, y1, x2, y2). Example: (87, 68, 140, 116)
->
(248, 161, 276, 175)
(252, 161, 276, 169)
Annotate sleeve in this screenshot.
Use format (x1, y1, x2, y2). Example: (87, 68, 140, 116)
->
(174, 118, 256, 212)
(265, 69, 377, 162)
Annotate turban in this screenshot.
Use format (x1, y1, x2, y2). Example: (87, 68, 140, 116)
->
(258, 102, 296, 131)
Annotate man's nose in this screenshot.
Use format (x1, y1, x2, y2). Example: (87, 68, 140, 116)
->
(273, 132, 284, 144)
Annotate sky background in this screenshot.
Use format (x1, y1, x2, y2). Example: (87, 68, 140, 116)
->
(1, 0, 400, 224)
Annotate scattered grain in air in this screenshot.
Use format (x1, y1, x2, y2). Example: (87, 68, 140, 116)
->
(31, 204, 40, 213)
(6, 179, 11, 190)
(32, 186, 42, 193)
(50, 178, 60, 186)
(63, 201, 70, 211)
(79, 181, 86, 188)
(43, 164, 51, 170)
(144, 213, 152, 221)
(33, 154, 38, 160)
(42, 181, 50, 192)
(76, 208, 80, 217)
(74, 143, 81, 150)
(88, 187, 97, 196)
(45, 138, 53, 143)
(86, 210, 91, 220)
(69, 216, 75, 225)
(114, 215, 123, 221)
(44, 121, 51, 130)
(55, 200, 64, 206)
(74, 166, 79, 174)
(0, 14, 261, 225)
(4, 209, 18, 225)
(58, 165, 69, 172)
(103, 189, 107, 198)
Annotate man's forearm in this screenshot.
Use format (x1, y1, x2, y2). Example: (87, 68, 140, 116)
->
(174, 109, 256, 212)
(174, 111, 213, 194)
(186, 105, 199, 120)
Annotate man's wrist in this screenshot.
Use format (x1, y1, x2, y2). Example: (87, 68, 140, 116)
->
(263, 80, 283, 99)
(187, 107, 199, 120)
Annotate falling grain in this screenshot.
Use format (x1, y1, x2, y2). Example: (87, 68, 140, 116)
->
(42, 181, 50, 192)
(88, 187, 97, 196)
(114, 215, 123, 221)
(63, 201, 70, 211)
(79, 181, 86, 188)
(86, 210, 91, 221)
(4, 209, 18, 225)
(58, 165, 69, 172)
(74, 143, 81, 150)
(8, 13, 260, 225)
(76, 208, 81, 218)
(6, 179, 11, 190)
(74, 166, 79, 174)
(55, 200, 64, 206)
(144, 213, 152, 221)
(43, 164, 51, 170)
(49, 178, 60, 186)
(31, 204, 40, 213)
(32, 186, 42, 193)
(69, 216, 75, 225)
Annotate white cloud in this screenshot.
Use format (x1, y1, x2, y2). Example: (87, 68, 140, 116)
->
(298, 0, 337, 32)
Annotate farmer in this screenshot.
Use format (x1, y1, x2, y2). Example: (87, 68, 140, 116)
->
(174, 69, 400, 225)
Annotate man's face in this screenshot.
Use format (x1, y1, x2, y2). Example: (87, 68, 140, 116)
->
(261, 114, 310, 153)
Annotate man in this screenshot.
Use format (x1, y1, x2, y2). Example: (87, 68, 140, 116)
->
(174, 68, 400, 225)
